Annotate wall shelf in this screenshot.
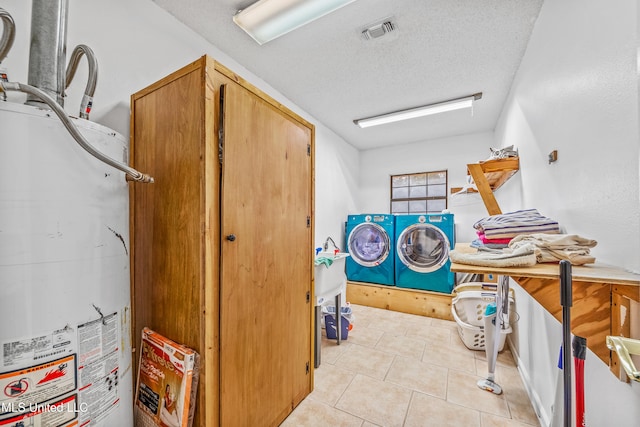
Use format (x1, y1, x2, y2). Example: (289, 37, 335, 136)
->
(451, 157, 520, 215)
(450, 243, 640, 382)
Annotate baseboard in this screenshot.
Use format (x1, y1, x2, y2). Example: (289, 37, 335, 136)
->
(346, 281, 454, 321)
(507, 336, 548, 427)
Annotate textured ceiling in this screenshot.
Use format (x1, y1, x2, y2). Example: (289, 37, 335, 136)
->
(152, 0, 543, 150)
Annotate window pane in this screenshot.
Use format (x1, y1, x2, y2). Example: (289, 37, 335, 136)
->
(427, 199, 446, 213)
(409, 200, 426, 213)
(392, 175, 409, 187)
(409, 185, 426, 198)
(428, 184, 446, 197)
(409, 173, 427, 186)
(392, 187, 409, 199)
(428, 171, 446, 184)
(391, 171, 447, 215)
(391, 201, 408, 214)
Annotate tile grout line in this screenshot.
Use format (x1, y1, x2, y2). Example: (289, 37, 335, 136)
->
(314, 305, 537, 426)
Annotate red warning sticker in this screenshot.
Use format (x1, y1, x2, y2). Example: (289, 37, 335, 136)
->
(0, 354, 77, 415)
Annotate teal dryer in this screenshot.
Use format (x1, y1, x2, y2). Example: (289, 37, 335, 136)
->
(394, 213, 454, 293)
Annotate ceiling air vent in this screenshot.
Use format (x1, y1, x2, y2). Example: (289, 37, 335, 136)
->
(361, 20, 396, 40)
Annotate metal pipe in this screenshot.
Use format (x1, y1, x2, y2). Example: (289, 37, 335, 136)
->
(65, 44, 98, 119)
(1, 81, 154, 183)
(0, 7, 15, 65)
(27, 0, 68, 107)
(323, 236, 339, 251)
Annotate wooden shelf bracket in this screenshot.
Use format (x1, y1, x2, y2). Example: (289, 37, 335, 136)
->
(464, 157, 520, 215)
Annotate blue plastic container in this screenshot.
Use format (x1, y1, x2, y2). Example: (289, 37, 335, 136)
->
(324, 314, 350, 340)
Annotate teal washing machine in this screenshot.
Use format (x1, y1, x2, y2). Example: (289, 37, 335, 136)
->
(345, 214, 395, 286)
(394, 213, 455, 293)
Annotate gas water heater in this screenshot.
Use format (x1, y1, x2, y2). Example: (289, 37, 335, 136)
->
(0, 2, 151, 426)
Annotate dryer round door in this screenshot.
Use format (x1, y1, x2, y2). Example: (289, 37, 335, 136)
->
(397, 223, 451, 273)
(348, 222, 391, 267)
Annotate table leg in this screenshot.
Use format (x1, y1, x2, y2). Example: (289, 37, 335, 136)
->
(314, 305, 321, 368)
(336, 293, 342, 345)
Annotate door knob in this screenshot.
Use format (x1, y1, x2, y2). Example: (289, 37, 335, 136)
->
(226, 234, 236, 241)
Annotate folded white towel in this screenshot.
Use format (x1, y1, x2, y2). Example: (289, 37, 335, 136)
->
(509, 234, 597, 265)
(449, 244, 537, 268)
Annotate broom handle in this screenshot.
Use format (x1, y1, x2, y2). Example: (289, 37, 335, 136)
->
(573, 336, 587, 427)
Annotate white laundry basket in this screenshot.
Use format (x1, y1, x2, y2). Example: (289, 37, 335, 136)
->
(451, 283, 514, 351)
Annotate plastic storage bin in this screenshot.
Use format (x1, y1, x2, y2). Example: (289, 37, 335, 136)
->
(324, 314, 350, 340)
(320, 304, 354, 327)
(451, 283, 514, 351)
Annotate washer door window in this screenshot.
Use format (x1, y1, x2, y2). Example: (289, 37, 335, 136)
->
(348, 223, 391, 267)
(397, 224, 450, 273)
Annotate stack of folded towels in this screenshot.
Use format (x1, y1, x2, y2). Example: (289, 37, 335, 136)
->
(451, 209, 597, 267)
(472, 208, 560, 249)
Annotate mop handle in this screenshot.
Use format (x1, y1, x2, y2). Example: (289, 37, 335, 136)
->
(560, 260, 573, 427)
(560, 260, 572, 307)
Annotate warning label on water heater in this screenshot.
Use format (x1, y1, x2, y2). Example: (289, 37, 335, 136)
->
(76, 312, 120, 425)
(1, 327, 76, 371)
(0, 394, 80, 427)
(0, 354, 77, 415)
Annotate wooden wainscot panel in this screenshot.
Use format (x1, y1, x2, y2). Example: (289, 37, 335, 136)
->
(511, 276, 611, 365)
(347, 282, 453, 321)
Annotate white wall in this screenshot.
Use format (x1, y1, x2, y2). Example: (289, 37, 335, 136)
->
(495, 1, 639, 272)
(314, 125, 360, 250)
(493, 0, 640, 426)
(357, 1, 640, 425)
(358, 131, 496, 243)
(0, 0, 357, 255)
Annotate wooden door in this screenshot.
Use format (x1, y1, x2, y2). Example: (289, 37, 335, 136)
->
(218, 74, 313, 426)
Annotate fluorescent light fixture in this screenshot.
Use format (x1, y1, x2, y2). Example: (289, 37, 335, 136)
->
(354, 93, 483, 128)
(233, 0, 357, 45)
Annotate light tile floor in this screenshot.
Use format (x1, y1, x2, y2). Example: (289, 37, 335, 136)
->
(281, 304, 540, 427)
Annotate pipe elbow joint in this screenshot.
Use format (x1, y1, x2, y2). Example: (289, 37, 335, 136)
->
(127, 173, 155, 184)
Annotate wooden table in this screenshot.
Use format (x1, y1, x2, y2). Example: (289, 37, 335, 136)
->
(450, 244, 640, 381)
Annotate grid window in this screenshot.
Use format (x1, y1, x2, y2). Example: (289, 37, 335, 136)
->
(390, 170, 448, 215)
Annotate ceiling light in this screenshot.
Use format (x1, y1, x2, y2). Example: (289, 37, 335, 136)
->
(354, 93, 483, 128)
(233, 0, 357, 45)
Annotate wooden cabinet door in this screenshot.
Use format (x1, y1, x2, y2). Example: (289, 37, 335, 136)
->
(218, 75, 313, 426)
